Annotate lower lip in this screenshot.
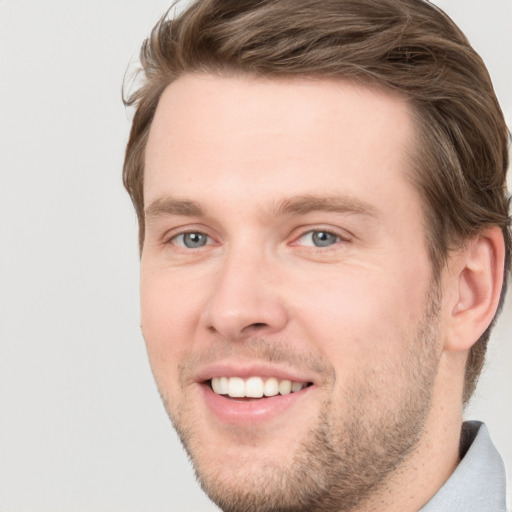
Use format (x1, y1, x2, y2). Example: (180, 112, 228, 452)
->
(200, 384, 312, 426)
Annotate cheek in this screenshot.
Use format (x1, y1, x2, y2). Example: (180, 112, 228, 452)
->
(290, 264, 430, 373)
(140, 269, 203, 384)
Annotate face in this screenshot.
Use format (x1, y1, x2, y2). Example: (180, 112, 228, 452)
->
(141, 74, 444, 512)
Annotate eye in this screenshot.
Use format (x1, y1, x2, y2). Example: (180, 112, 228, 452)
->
(172, 232, 211, 249)
(297, 230, 342, 247)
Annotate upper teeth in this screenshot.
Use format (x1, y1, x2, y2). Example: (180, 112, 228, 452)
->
(211, 376, 307, 398)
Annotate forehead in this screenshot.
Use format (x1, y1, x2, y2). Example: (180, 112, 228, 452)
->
(144, 73, 417, 212)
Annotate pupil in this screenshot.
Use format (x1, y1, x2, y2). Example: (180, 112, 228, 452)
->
(184, 233, 206, 248)
(312, 231, 336, 247)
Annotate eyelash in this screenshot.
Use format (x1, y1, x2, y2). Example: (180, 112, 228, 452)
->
(164, 227, 349, 251)
(293, 229, 349, 249)
(167, 231, 214, 249)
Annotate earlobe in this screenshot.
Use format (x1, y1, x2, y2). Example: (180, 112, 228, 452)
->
(446, 227, 505, 352)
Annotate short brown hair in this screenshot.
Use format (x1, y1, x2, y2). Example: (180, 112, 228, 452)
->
(123, 0, 511, 404)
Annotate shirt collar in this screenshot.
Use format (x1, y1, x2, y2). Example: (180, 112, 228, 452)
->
(420, 421, 507, 511)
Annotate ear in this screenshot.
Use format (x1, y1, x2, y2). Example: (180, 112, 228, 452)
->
(445, 227, 505, 352)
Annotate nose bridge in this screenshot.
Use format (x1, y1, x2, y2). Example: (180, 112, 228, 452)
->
(201, 238, 287, 339)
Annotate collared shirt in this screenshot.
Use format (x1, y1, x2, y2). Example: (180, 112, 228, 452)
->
(420, 421, 507, 511)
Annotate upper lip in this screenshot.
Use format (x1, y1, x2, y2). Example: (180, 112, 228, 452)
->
(193, 361, 317, 385)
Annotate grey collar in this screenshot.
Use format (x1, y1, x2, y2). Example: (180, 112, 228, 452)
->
(420, 421, 507, 511)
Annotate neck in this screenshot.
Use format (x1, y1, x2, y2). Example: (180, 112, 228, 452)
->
(355, 353, 465, 512)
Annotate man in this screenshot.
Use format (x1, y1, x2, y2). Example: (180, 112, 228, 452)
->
(123, 0, 510, 510)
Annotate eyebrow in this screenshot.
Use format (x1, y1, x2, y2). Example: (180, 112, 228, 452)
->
(144, 194, 379, 221)
(272, 194, 379, 218)
(145, 198, 205, 221)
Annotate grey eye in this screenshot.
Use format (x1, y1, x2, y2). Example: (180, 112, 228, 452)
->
(181, 232, 208, 248)
(311, 231, 339, 247)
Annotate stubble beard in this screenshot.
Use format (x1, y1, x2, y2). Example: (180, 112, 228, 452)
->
(158, 287, 442, 512)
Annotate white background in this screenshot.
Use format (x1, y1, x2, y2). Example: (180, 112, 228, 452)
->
(0, 1, 510, 511)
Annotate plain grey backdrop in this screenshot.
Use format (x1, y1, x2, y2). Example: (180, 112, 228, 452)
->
(0, 1, 510, 511)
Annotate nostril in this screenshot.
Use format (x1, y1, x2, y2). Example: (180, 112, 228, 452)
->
(241, 322, 270, 334)
(250, 323, 267, 329)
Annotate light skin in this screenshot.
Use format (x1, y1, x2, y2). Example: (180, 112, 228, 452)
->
(140, 74, 504, 512)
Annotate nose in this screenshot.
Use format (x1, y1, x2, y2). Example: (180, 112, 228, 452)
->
(200, 246, 288, 341)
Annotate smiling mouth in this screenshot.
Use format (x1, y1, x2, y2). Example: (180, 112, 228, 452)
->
(208, 376, 312, 399)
